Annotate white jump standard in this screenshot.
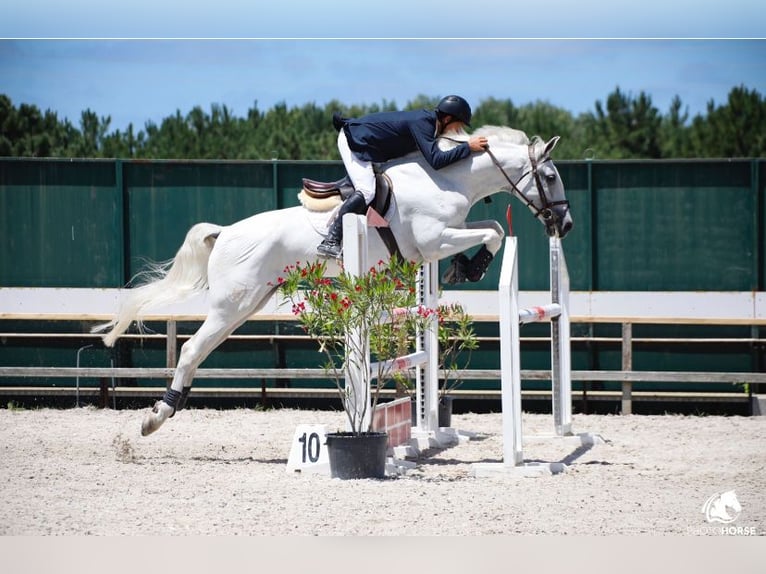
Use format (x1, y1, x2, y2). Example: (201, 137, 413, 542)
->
(473, 235, 603, 478)
(343, 213, 463, 455)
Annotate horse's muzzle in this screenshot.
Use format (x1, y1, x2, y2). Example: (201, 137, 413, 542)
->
(558, 219, 573, 238)
(543, 210, 574, 239)
(545, 208, 573, 238)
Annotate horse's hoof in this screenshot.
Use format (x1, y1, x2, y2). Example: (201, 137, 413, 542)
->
(467, 246, 493, 282)
(441, 267, 457, 285)
(140, 401, 174, 436)
(442, 254, 469, 285)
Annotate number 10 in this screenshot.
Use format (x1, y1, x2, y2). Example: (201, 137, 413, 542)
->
(298, 432, 321, 463)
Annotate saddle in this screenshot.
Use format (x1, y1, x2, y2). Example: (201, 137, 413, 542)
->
(302, 171, 402, 260)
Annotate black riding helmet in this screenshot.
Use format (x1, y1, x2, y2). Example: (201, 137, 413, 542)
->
(436, 95, 472, 126)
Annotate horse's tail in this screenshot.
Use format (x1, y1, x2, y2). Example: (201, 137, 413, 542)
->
(92, 222, 222, 347)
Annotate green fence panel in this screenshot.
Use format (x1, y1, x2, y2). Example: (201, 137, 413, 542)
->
(0, 159, 121, 287)
(592, 160, 757, 291)
(1, 157, 764, 401)
(124, 161, 277, 282)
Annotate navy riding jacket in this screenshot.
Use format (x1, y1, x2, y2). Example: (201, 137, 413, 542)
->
(340, 109, 471, 170)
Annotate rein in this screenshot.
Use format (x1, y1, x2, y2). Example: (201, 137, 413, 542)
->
(438, 134, 569, 223)
(486, 144, 569, 224)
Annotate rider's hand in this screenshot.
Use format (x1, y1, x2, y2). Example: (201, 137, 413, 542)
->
(469, 136, 489, 152)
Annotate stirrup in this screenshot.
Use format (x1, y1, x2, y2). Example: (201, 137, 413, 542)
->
(317, 240, 343, 259)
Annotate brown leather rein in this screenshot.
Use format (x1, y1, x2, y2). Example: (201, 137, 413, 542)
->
(484, 144, 569, 224)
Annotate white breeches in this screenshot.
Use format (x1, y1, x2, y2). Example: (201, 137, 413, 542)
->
(337, 130, 376, 204)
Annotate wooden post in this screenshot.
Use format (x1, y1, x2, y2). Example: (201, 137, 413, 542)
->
(166, 320, 177, 391)
(99, 378, 109, 409)
(621, 322, 633, 415)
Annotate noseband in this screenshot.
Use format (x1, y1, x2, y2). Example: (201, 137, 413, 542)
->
(485, 144, 569, 225)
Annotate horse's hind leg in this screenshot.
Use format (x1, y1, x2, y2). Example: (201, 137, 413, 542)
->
(140, 302, 256, 436)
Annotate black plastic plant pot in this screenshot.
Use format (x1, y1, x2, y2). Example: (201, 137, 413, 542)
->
(410, 396, 454, 427)
(325, 431, 388, 479)
(439, 396, 454, 428)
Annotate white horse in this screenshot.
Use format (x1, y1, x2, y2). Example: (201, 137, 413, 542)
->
(93, 125, 573, 435)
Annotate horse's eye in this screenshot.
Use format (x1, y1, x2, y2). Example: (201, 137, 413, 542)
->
(545, 173, 556, 183)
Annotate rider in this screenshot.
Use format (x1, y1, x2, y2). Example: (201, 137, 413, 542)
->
(316, 95, 489, 259)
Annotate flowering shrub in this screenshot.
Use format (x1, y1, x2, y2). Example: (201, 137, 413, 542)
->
(437, 303, 479, 397)
(391, 302, 479, 401)
(277, 257, 433, 434)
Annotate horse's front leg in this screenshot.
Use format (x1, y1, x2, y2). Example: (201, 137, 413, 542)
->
(436, 220, 505, 284)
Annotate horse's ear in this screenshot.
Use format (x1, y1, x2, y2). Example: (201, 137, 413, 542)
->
(545, 136, 561, 156)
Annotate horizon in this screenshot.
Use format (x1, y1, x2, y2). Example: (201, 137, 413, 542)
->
(2, 39, 764, 134)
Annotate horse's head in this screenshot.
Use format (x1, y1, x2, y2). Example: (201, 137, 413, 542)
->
(473, 127, 573, 239)
(523, 136, 573, 238)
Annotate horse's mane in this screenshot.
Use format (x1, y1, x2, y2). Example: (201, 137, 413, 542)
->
(471, 125, 530, 145)
(473, 125, 551, 156)
(438, 125, 545, 154)
(383, 125, 544, 171)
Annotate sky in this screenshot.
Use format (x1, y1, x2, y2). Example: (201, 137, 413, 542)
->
(1, 2, 765, 134)
(2, 39, 764, 134)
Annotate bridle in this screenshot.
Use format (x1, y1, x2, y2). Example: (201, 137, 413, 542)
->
(439, 134, 569, 224)
(485, 144, 570, 225)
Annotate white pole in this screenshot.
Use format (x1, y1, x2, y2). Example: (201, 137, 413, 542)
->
(415, 262, 440, 432)
(499, 237, 523, 465)
(474, 235, 578, 477)
(342, 214, 370, 432)
(371, 350, 428, 378)
(423, 260, 440, 431)
(518, 303, 561, 324)
(550, 236, 572, 436)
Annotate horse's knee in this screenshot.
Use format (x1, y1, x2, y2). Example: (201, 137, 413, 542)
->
(486, 223, 505, 254)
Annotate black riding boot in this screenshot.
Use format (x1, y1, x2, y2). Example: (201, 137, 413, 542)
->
(317, 190, 369, 259)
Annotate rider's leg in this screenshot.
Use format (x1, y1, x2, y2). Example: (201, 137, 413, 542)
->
(317, 190, 368, 258)
(318, 131, 374, 258)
